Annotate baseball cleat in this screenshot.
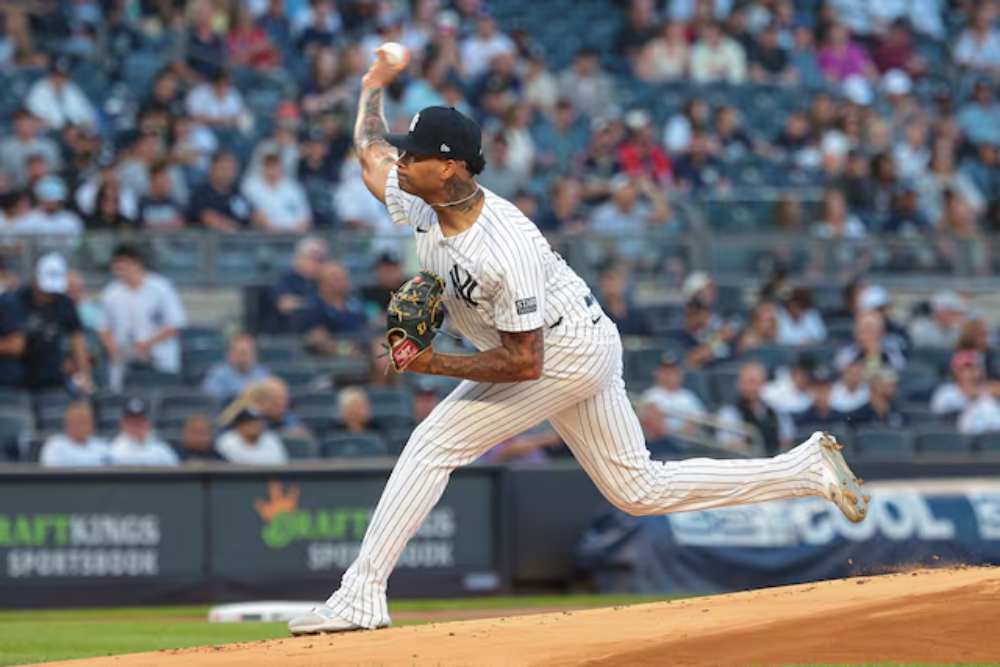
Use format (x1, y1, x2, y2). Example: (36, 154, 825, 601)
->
(288, 606, 372, 636)
(811, 431, 870, 523)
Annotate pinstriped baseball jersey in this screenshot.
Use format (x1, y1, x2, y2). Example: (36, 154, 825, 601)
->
(384, 167, 603, 352)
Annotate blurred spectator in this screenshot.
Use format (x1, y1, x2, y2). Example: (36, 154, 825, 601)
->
(830, 357, 871, 413)
(185, 69, 248, 132)
(813, 188, 866, 239)
(334, 155, 393, 232)
(170, 115, 220, 184)
(13, 176, 83, 238)
(0, 109, 62, 187)
(663, 99, 711, 155)
(789, 25, 824, 88)
(10, 254, 91, 393)
(714, 106, 753, 161)
(39, 402, 109, 467)
(183, 0, 226, 79)
(202, 333, 272, 404)
(954, 4, 1000, 75)
(478, 133, 523, 199)
(909, 290, 967, 349)
(617, 110, 672, 186)
(298, 125, 342, 188)
(360, 252, 406, 314)
(762, 357, 814, 417)
(75, 159, 139, 221)
(66, 270, 102, 334)
(522, 50, 559, 112)
(538, 177, 586, 233)
(242, 151, 312, 233)
(931, 349, 988, 418)
(188, 152, 251, 232)
(596, 263, 650, 337)
(275, 236, 327, 320)
(248, 102, 301, 178)
(460, 13, 515, 80)
(109, 398, 179, 466)
(892, 115, 930, 181)
(873, 21, 922, 75)
(957, 82, 1000, 147)
(736, 300, 779, 354)
(848, 368, 907, 428)
(581, 117, 625, 198)
(855, 284, 910, 353)
(534, 99, 589, 174)
(617, 0, 659, 58)
(717, 361, 785, 455)
(500, 104, 535, 179)
(227, 3, 281, 70)
(137, 161, 186, 231)
(777, 287, 826, 346)
(100, 244, 187, 390)
(177, 413, 224, 462)
(334, 386, 378, 436)
(796, 365, 847, 427)
(118, 131, 189, 205)
(478, 426, 561, 464)
(835, 310, 907, 375)
(295, 0, 343, 56)
(634, 21, 689, 83)
(817, 23, 875, 84)
(883, 184, 933, 234)
(557, 48, 614, 119)
(917, 142, 984, 225)
(749, 22, 793, 84)
(301, 46, 355, 118)
(671, 132, 727, 192)
(639, 352, 707, 436)
(962, 140, 1000, 214)
(679, 297, 737, 369)
(216, 406, 288, 464)
(690, 21, 747, 84)
(240, 376, 313, 441)
(590, 174, 671, 238)
(302, 262, 367, 351)
(25, 59, 97, 131)
(141, 69, 186, 119)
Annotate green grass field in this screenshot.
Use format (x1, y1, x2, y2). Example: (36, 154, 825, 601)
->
(0, 594, 668, 666)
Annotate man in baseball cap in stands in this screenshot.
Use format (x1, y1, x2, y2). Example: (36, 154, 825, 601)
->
(6, 253, 93, 393)
(109, 397, 179, 466)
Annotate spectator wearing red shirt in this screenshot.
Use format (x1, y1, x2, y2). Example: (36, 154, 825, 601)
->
(227, 4, 281, 70)
(616, 110, 672, 186)
(871, 19, 925, 76)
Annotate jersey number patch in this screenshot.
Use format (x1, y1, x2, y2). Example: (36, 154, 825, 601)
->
(449, 265, 479, 307)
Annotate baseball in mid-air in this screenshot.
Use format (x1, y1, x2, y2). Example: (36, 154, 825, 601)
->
(379, 41, 410, 68)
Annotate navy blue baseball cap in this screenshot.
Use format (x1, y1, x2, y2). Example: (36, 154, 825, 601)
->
(386, 106, 484, 169)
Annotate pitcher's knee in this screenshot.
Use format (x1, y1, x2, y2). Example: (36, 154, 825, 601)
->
(607, 482, 661, 516)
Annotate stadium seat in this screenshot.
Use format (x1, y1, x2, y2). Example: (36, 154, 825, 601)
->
(707, 366, 741, 406)
(974, 433, 1000, 455)
(367, 388, 414, 419)
(283, 436, 320, 460)
(683, 370, 712, 407)
(322, 434, 389, 458)
(623, 348, 666, 391)
(739, 345, 797, 371)
(795, 422, 853, 452)
(911, 347, 953, 376)
(159, 395, 211, 422)
(181, 327, 226, 354)
(913, 428, 973, 456)
(853, 427, 914, 460)
(899, 366, 940, 402)
(0, 414, 29, 462)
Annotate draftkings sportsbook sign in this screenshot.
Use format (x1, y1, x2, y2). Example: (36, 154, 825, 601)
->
(0, 481, 202, 580)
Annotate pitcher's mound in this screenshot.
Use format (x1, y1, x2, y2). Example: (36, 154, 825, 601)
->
(54, 566, 1000, 666)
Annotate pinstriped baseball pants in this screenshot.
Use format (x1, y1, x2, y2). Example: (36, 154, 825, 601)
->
(325, 325, 828, 628)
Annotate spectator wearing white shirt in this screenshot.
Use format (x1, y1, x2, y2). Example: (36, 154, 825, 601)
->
(931, 350, 987, 417)
(460, 14, 515, 80)
(25, 59, 98, 131)
(12, 176, 83, 239)
(109, 398, 179, 466)
(99, 244, 187, 390)
(639, 353, 707, 436)
(777, 287, 827, 346)
(40, 402, 110, 467)
(216, 407, 288, 465)
(909, 290, 967, 349)
(0, 109, 63, 187)
(556, 49, 616, 120)
(334, 156, 394, 234)
(690, 21, 747, 84)
(830, 357, 871, 413)
(762, 359, 814, 417)
(958, 394, 1000, 435)
(955, 5, 1000, 75)
(185, 70, 249, 131)
(241, 152, 312, 233)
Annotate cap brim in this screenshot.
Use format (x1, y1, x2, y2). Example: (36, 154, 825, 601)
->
(385, 133, 426, 154)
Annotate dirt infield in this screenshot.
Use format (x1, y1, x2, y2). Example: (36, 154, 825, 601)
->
(45, 566, 1000, 666)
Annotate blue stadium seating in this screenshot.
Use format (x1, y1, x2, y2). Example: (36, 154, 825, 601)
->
(322, 434, 389, 458)
(854, 428, 914, 460)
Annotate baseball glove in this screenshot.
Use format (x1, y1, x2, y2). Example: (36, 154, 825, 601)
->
(386, 271, 446, 372)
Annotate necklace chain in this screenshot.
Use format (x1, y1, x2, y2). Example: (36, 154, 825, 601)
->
(430, 187, 482, 208)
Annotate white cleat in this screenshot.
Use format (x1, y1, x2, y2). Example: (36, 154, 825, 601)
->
(810, 431, 870, 523)
(288, 606, 372, 636)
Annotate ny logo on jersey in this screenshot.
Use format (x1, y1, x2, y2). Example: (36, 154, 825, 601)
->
(449, 264, 479, 307)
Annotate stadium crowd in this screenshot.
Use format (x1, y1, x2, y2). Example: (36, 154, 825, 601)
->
(0, 0, 998, 465)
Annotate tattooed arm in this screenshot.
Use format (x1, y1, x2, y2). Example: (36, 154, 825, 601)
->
(355, 48, 404, 203)
(406, 329, 545, 382)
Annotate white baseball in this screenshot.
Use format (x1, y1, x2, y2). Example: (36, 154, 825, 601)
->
(380, 41, 410, 68)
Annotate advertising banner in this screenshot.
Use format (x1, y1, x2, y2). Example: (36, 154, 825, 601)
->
(575, 482, 1000, 594)
(0, 480, 202, 582)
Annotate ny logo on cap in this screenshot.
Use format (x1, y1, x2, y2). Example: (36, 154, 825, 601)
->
(409, 113, 420, 132)
(440, 144, 451, 153)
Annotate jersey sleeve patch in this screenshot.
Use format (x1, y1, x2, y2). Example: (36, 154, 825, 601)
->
(515, 297, 538, 315)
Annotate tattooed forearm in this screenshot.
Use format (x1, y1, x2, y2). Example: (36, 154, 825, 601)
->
(353, 88, 394, 159)
(420, 330, 543, 382)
